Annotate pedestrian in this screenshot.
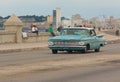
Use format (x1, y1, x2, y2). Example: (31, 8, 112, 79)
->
(57, 26, 63, 32)
(48, 24, 55, 36)
(93, 26, 96, 29)
(115, 30, 119, 36)
(98, 27, 101, 31)
(22, 29, 28, 39)
(31, 25, 39, 35)
(22, 31, 28, 39)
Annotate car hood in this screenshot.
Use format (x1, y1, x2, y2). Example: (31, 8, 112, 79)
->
(48, 35, 88, 41)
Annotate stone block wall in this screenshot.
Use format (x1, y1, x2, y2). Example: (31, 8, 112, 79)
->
(22, 32, 51, 43)
(0, 31, 51, 44)
(0, 31, 16, 43)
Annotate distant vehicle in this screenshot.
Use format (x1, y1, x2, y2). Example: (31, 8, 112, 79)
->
(48, 27, 106, 54)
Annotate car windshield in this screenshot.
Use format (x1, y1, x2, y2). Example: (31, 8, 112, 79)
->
(60, 29, 89, 36)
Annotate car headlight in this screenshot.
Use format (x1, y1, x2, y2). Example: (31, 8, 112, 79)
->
(79, 42, 85, 45)
(48, 42, 54, 46)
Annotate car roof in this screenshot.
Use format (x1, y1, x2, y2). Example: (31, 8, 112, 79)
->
(62, 27, 94, 30)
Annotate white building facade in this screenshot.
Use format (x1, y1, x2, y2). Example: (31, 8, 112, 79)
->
(71, 14, 83, 27)
(61, 19, 72, 27)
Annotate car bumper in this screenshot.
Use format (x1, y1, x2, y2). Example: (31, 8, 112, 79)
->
(49, 46, 86, 51)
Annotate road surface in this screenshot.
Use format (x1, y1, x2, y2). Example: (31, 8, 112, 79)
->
(0, 63, 120, 82)
(0, 43, 119, 82)
(0, 43, 119, 67)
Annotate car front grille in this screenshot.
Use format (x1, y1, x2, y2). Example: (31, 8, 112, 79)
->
(53, 41, 78, 46)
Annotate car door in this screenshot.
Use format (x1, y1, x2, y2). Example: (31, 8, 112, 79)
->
(89, 30, 98, 49)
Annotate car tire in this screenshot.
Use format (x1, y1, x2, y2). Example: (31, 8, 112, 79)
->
(67, 50, 72, 53)
(95, 47, 100, 52)
(81, 47, 87, 53)
(52, 50, 58, 54)
(81, 44, 90, 53)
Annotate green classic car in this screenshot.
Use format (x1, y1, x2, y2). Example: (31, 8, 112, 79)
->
(48, 27, 106, 54)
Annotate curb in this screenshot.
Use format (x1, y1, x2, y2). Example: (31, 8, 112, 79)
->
(107, 39, 120, 44)
(0, 46, 48, 53)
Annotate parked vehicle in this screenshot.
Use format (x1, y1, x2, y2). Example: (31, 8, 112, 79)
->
(48, 27, 106, 54)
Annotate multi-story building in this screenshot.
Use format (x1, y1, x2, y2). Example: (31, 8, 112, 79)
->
(104, 16, 116, 28)
(47, 15, 53, 25)
(53, 8, 61, 30)
(61, 19, 71, 27)
(89, 17, 100, 27)
(71, 14, 83, 27)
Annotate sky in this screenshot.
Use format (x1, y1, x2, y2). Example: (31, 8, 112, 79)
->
(0, 0, 120, 19)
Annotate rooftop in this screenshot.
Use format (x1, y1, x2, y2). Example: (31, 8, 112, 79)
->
(62, 27, 94, 30)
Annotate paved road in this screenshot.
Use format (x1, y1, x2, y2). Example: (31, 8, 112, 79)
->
(0, 43, 119, 67)
(0, 43, 120, 82)
(1, 63, 120, 82)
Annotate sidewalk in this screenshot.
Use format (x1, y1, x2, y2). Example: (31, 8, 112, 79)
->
(0, 42, 48, 53)
(0, 33, 119, 53)
(99, 32, 120, 44)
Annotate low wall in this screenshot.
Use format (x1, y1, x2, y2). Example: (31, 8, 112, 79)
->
(0, 31, 51, 44)
(0, 31, 16, 44)
(1, 14, 52, 44)
(22, 32, 51, 43)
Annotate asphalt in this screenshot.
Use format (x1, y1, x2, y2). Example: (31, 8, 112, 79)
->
(0, 32, 119, 53)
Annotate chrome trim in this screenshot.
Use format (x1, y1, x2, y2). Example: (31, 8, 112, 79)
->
(49, 46, 86, 48)
(53, 41, 79, 45)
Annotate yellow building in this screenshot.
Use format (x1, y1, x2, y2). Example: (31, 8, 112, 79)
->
(47, 15, 53, 24)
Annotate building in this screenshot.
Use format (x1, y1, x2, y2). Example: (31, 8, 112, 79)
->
(89, 17, 100, 27)
(53, 8, 61, 30)
(71, 14, 83, 27)
(104, 16, 116, 28)
(61, 19, 72, 27)
(47, 15, 53, 24)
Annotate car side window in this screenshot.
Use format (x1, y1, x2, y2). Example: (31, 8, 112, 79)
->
(90, 30, 96, 36)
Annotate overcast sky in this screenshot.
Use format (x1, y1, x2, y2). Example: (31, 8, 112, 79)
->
(0, 0, 120, 19)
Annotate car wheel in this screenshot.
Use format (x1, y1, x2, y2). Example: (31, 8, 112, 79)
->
(67, 50, 72, 53)
(52, 50, 58, 54)
(95, 47, 100, 52)
(81, 44, 89, 53)
(81, 47, 87, 53)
